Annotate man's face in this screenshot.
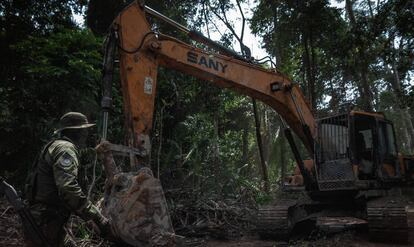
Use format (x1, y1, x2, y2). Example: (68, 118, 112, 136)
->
(77, 128, 89, 149)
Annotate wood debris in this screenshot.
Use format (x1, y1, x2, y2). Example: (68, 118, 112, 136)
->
(167, 189, 256, 240)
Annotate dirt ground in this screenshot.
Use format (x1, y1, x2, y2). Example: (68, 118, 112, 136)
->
(1, 197, 412, 247)
(201, 230, 414, 247)
(205, 237, 411, 247)
(0, 198, 21, 247)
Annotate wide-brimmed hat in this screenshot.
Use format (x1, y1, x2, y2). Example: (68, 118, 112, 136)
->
(54, 112, 95, 134)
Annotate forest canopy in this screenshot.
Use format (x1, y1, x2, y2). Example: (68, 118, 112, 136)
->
(0, 0, 413, 197)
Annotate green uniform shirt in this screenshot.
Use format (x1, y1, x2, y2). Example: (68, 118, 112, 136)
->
(32, 138, 104, 224)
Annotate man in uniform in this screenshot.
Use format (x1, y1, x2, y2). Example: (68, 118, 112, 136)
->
(24, 112, 111, 246)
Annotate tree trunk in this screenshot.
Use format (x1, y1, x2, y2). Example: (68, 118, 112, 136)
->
(345, 0, 375, 111)
(310, 31, 317, 109)
(213, 110, 221, 180)
(367, 0, 374, 18)
(358, 59, 375, 111)
(390, 58, 414, 152)
(302, 34, 315, 108)
(272, 2, 282, 65)
(280, 130, 286, 186)
(242, 125, 249, 167)
(402, 109, 414, 152)
(212, 0, 270, 192)
(252, 99, 270, 193)
(398, 109, 411, 152)
(262, 109, 271, 165)
(345, 0, 357, 26)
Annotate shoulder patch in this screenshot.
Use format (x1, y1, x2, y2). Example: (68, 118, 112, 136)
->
(60, 153, 74, 167)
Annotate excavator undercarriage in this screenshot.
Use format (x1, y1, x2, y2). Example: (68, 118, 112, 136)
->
(257, 191, 412, 243)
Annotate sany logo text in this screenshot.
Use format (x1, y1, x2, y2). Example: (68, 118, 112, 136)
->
(187, 51, 228, 73)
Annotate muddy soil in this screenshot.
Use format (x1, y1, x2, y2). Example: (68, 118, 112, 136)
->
(205, 233, 411, 247)
(1, 197, 412, 247)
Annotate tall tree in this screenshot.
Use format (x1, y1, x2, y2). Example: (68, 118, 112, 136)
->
(0, 0, 87, 181)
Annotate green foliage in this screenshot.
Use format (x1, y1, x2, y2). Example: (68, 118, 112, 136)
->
(251, 0, 349, 108)
(251, 0, 414, 153)
(0, 28, 102, 182)
(144, 0, 302, 200)
(2, 0, 413, 206)
(255, 191, 273, 205)
(0, 0, 92, 183)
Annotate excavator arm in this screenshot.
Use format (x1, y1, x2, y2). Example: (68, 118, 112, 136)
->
(111, 1, 316, 164)
(95, 3, 414, 243)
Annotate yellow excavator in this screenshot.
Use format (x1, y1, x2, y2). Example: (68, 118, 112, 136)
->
(99, 1, 414, 243)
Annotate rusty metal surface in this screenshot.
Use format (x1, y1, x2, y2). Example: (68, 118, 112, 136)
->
(114, 2, 158, 154)
(256, 200, 296, 240)
(114, 1, 317, 155)
(108, 143, 147, 157)
(317, 216, 366, 233)
(367, 197, 408, 243)
(153, 35, 316, 154)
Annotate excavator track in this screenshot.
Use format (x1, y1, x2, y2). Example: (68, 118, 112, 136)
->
(367, 197, 408, 243)
(256, 200, 296, 240)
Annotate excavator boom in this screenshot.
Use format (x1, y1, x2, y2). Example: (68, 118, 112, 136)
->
(112, 1, 316, 158)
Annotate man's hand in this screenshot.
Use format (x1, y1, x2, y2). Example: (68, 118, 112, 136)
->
(95, 140, 112, 159)
(95, 140, 118, 178)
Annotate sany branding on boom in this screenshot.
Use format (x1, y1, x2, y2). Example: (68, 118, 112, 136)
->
(187, 51, 228, 73)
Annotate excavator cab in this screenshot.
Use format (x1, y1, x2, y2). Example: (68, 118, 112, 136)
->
(315, 111, 401, 192)
(351, 112, 400, 181)
(260, 111, 411, 241)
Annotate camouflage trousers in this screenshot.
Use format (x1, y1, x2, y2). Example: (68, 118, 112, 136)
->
(23, 203, 70, 247)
